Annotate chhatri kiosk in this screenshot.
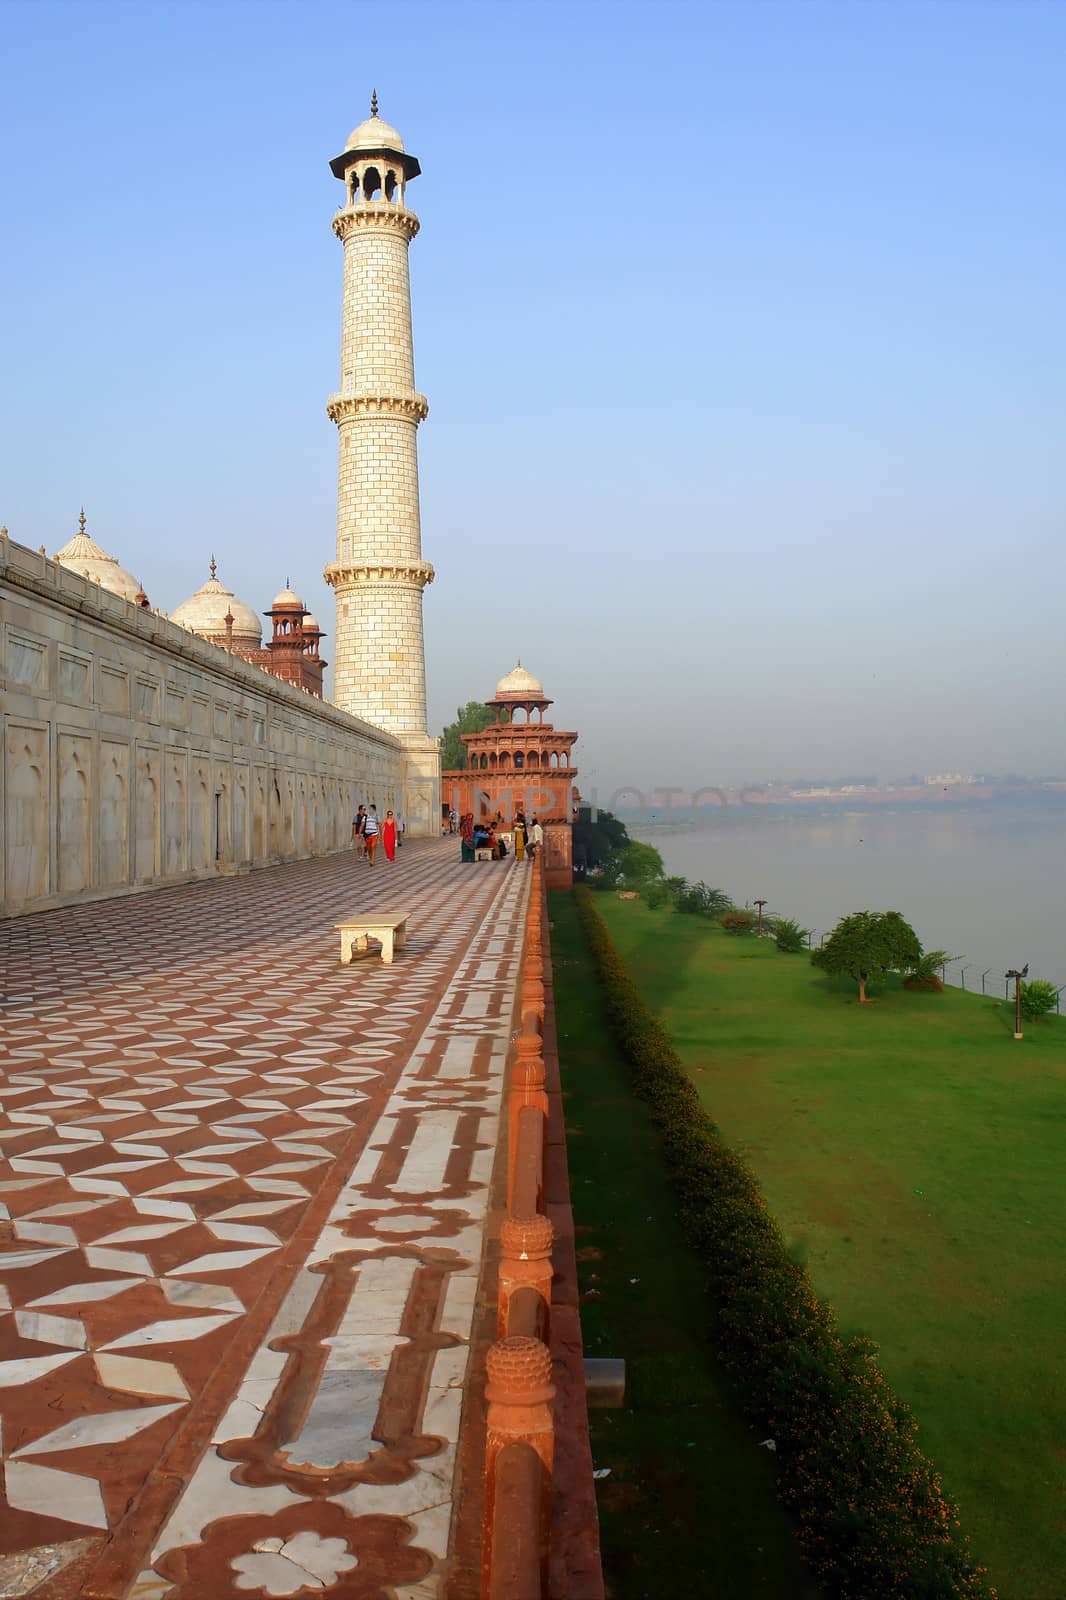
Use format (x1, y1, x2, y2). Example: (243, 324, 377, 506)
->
(442, 663, 579, 889)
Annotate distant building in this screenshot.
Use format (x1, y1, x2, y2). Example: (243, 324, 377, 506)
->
(441, 662, 579, 888)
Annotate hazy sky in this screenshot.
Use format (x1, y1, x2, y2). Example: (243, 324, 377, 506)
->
(2, 0, 1063, 793)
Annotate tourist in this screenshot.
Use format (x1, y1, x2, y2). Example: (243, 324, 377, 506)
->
(363, 805, 380, 863)
(513, 810, 527, 862)
(396, 811, 405, 849)
(351, 804, 367, 854)
(529, 816, 544, 861)
(449, 808, 459, 834)
(383, 809, 398, 862)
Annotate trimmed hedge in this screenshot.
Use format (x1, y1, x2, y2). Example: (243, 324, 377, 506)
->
(573, 887, 996, 1599)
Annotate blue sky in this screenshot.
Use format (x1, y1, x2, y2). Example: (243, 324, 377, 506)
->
(2, 0, 1063, 791)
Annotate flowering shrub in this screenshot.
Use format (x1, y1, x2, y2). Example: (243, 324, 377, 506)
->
(574, 887, 996, 1599)
(720, 910, 755, 936)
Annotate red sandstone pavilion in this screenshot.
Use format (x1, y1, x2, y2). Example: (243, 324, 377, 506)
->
(441, 664, 580, 890)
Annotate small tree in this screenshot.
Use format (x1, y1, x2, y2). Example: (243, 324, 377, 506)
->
(676, 881, 733, 919)
(721, 910, 754, 936)
(1020, 979, 1059, 1021)
(618, 839, 665, 885)
(811, 910, 921, 1004)
(772, 916, 810, 954)
(903, 949, 958, 993)
(440, 701, 498, 770)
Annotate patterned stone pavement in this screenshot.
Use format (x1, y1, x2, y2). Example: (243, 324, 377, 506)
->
(0, 840, 528, 1599)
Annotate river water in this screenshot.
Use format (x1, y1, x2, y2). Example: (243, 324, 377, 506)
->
(629, 801, 1066, 991)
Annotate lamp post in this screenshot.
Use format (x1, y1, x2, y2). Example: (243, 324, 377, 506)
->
(1005, 964, 1028, 1040)
(754, 899, 768, 938)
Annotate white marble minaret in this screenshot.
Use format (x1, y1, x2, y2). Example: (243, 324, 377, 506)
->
(325, 96, 439, 834)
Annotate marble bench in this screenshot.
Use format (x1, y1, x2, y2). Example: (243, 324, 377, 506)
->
(335, 912, 410, 966)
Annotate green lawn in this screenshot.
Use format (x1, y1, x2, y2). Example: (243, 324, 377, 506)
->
(550, 893, 822, 1599)
(593, 894, 1066, 1600)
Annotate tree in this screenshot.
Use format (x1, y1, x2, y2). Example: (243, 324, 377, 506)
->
(902, 950, 958, 993)
(572, 806, 629, 876)
(676, 881, 733, 918)
(618, 839, 664, 884)
(772, 916, 811, 954)
(440, 701, 497, 770)
(811, 910, 921, 1004)
(1020, 979, 1059, 1021)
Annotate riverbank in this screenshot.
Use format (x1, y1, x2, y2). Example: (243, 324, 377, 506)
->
(549, 892, 822, 1597)
(590, 890, 1066, 1598)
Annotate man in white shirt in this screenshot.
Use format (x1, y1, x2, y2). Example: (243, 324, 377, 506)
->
(363, 805, 380, 864)
(529, 817, 544, 861)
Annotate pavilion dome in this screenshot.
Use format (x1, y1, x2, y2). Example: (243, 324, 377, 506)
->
(54, 514, 141, 602)
(271, 584, 305, 610)
(345, 112, 404, 153)
(495, 661, 545, 700)
(303, 614, 322, 632)
(170, 561, 262, 645)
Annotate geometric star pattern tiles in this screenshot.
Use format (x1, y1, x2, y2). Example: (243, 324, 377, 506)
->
(0, 839, 529, 1599)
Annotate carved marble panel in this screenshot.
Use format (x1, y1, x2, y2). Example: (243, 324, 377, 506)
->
(6, 630, 49, 691)
(57, 731, 93, 894)
(99, 740, 131, 888)
(164, 749, 188, 877)
(58, 649, 91, 706)
(136, 745, 162, 881)
(4, 722, 50, 903)
(98, 665, 129, 716)
(190, 760, 211, 871)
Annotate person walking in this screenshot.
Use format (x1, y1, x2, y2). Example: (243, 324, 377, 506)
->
(351, 804, 367, 855)
(395, 811, 405, 850)
(513, 811, 527, 862)
(363, 805, 380, 863)
(383, 809, 398, 863)
(529, 816, 544, 861)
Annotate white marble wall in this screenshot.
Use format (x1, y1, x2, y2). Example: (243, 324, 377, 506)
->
(1, 535, 412, 916)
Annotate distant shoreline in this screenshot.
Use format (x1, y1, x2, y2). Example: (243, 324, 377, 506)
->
(619, 788, 1066, 826)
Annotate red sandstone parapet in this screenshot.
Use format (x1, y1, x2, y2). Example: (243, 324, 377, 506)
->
(477, 854, 604, 1600)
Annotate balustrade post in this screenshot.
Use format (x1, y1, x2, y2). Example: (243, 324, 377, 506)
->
(481, 1335, 555, 1597)
(499, 1211, 554, 1339)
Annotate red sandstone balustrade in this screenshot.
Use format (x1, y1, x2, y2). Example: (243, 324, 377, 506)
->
(482, 1336, 555, 1599)
(511, 1104, 546, 1217)
(508, 1020, 548, 1206)
(499, 1211, 554, 1340)
(488, 1442, 544, 1600)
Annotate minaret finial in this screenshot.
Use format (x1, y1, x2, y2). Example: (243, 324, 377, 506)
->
(371, 89, 378, 118)
(210, 554, 217, 580)
(79, 508, 86, 535)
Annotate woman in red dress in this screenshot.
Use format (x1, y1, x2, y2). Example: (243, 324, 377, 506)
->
(383, 809, 398, 863)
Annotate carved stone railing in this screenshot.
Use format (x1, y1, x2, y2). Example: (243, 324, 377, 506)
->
(478, 853, 603, 1598)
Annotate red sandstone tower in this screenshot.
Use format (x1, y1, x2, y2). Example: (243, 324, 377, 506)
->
(441, 663, 579, 889)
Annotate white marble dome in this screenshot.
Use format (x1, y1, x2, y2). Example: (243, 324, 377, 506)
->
(495, 661, 545, 700)
(345, 112, 404, 153)
(54, 515, 142, 602)
(271, 585, 304, 610)
(171, 561, 262, 646)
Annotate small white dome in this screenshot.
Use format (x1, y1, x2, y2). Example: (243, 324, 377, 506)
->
(54, 515, 141, 602)
(303, 614, 321, 631)
(271, 585, 304, 610)
(346, 113, 404, 153)
(495, 661, 545, 700)
(170, 561, 262, 645)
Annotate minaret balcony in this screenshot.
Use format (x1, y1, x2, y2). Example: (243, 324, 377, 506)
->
(326, 393, 428, 425)
(332, 205, 419, 243)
